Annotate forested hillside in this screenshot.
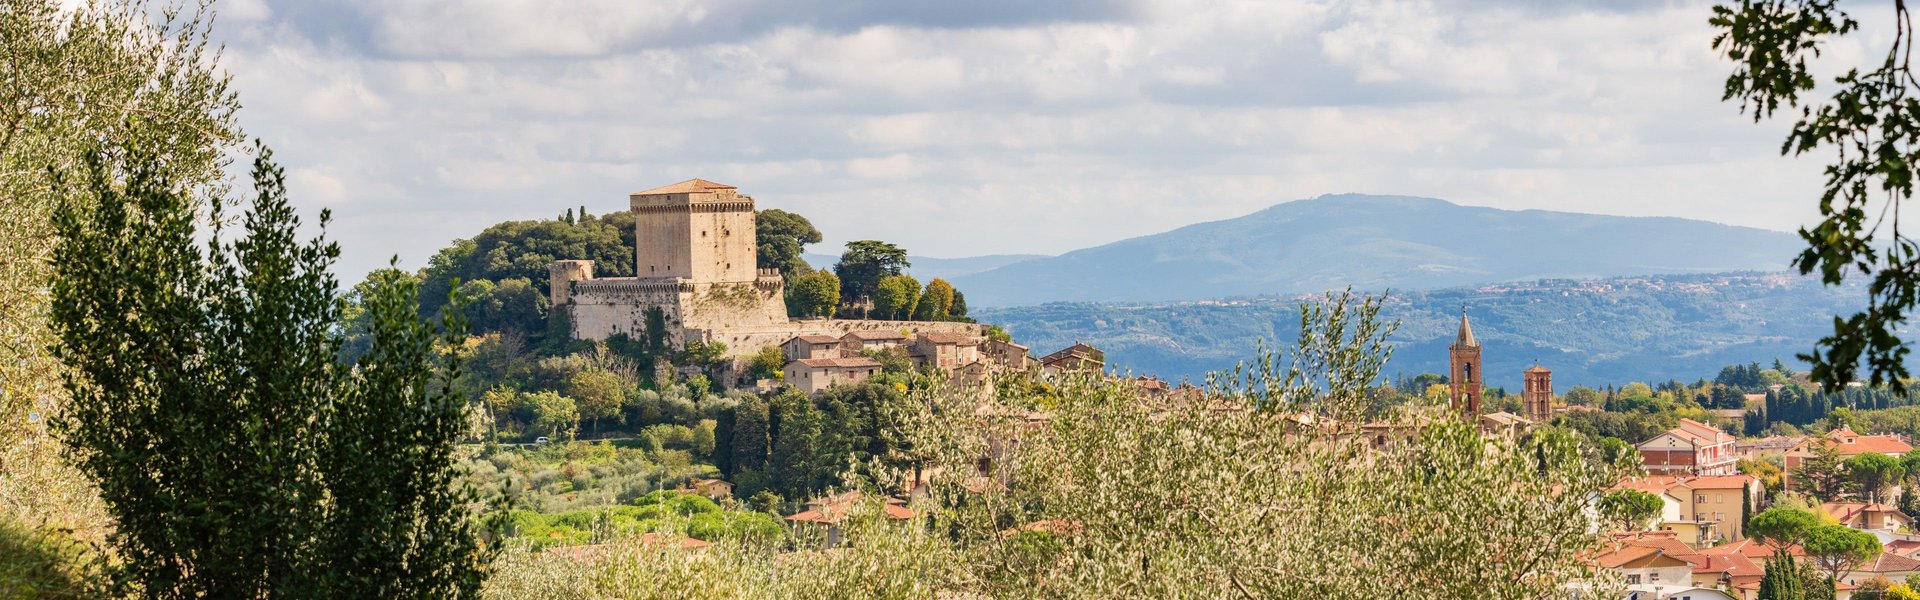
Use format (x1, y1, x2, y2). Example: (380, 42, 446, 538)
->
(977, 272, 1866, 388)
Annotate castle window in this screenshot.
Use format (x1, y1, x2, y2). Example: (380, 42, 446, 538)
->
(702, 231, 708, 237)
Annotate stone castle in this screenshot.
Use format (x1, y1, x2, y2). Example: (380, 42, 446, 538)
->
(549, 179, 986, 376)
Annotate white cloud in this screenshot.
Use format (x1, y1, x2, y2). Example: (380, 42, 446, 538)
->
(209, 0, 1892, 278)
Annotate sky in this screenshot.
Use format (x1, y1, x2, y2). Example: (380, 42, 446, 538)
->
(205, 0, 1894, 280)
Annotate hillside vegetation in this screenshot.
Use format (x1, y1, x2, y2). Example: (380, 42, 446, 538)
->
(978, 272, 1864, 388)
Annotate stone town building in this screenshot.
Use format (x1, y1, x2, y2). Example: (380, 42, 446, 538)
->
(1638, 419, 1739, 477)
(782, 335, 841, 361)
(1448, 309, 1483, 417)
(1039, 342, 1104, 374)
(785, 357, 884, 394)
(910, 332, 982, 370)
(548, 179, 983, 376)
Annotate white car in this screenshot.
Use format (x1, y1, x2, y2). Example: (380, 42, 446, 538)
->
(534, 436, 550, 445)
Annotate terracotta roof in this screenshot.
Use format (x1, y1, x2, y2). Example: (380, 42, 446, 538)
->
(1702, 538, 1803, 559)
(1887, 539, 1920, 557)
(843, 330, 908, 341)
(1526, 365, 1551, 373)
(634, 178, 735, 195)
(1480, 412, 1529, 427)
(914, 332, 980, 346)
(1822, 426, 1915, 455)
(1856, 551, 1920, 573)
(1821, 502, 1914, 527)
(1594, 545, 1692, 569)
(1672, 475, 1756, 491)
(1688, 551, 1763, 579)
(787, 491, 914, 525)
(1661, 418, 1735, 446)
(790, 357, 883, 369)
(791, 334, 840, 344)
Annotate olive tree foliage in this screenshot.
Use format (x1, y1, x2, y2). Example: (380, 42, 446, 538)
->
(0, 0, 242, 530)
(488, 291, 1633, 598)
(51, 146, 495, 598)
(1711, 0, 1920, 390)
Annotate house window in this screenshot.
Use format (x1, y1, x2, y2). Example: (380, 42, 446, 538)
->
(1627, 574, 1642, 584)
(1650, 573, 1659, 583)
(1697, 495, 1706, 503)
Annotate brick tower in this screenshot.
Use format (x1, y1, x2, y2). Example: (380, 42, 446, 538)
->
(1523, 365, 1552, 422)
(1448, 309, 1483, 418)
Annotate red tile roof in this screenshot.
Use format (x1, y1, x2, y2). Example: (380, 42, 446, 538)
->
(1855, 551, 1920, 573)
(790, 357, 883, 369)
(914, 332, 981, 345)
(786, 491, 914, 525)
(1822, 426, 1915, 455)
(634, 178, 735, 195)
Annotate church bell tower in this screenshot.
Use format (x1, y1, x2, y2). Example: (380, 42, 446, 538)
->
(1449, 309, 1483, 418)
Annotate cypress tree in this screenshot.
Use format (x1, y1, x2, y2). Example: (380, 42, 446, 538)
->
(1759, 550, 1804, 600)
(732, 396, 771, 473)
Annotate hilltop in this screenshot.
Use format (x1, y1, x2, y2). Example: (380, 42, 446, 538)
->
(953, 194, 1803, 307)
(974, 272, 1863, 389)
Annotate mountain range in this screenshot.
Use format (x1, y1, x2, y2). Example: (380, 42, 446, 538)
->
(948, 194, 1803, 307)
(974, 272, 1862, 390)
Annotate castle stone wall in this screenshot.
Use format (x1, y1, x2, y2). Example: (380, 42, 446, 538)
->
(568, 278, 689, 342)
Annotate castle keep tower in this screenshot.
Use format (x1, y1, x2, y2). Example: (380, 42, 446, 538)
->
(631, 178, 759, 283)
(1523, 365, 1552, 422)
(1448, 309, 1483, 418)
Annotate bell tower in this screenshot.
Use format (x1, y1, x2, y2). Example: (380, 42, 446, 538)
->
(1448, 308, 1482, 418)
(1523, 365, 1553, 422)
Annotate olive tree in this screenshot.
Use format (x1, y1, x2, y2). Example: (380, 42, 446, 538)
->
(0, 0, 242, 530)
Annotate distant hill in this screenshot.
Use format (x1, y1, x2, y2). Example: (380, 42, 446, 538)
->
(974, 272, 1865, 390)
(802, 252, 1047, 282)
(954, 194, 1803, 307)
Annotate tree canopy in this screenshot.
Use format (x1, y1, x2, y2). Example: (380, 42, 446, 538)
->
(834, 240, 910, 310)
(1712, 0, 1920, 390)
(755, 209, 822, 279)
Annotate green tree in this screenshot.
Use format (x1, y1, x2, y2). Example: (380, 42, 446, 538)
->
(460, 277, 547, 337)
(834, 240, 909, 313)
(1846, 452, 1906, 503)
(768, 389, 819, 496)
(50, 147, 491, 597)
(747, 346, 785, 380)
(1598, 489, 1664, 532)
(1760, 550, 1807, 600)
(730, 397, 771, 475)
(681, 339, 729, 381)
(567, 368, 627, 434)
(416, 216, 631, 318)
(1796, 444, 1855, 501)
(1802, 523, 1881, 585)
(1711, 1, 1920, 391)
(914, 278, 956, 321)
(1563, 386, 1602, 406)
(950, 289, 969, 318)
(788, 270, 841, 318)
(874, 275, 922, 321)
(756, 209, 822, 279)
(522, 391, 580, 439)
(1751, 507, 1823, 547)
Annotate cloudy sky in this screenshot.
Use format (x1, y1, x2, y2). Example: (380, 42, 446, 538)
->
(207, 0, 1892, 280)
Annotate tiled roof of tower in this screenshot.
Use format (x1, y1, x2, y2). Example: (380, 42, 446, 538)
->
(634, 178, 736, 195)
(1526, 365, 1551, 373)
